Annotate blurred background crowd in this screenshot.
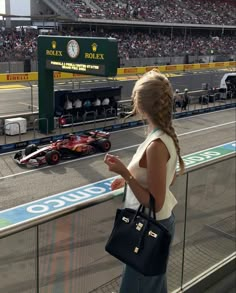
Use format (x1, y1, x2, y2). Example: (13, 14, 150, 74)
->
(0, 0, 235, 62)
(63, 0, 236, 25)
(0, 28, 235, 62)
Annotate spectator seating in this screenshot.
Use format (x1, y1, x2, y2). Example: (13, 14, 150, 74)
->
(62, 0, 236, 25)
(0, 27, 235, 62)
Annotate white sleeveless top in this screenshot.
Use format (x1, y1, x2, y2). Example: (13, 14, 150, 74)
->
(124, 129, 178, 220)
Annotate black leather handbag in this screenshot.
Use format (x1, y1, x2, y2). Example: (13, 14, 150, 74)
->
(105, 195, 172, 276)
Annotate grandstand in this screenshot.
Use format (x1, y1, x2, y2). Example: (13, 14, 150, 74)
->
(0, 0, 235, 66)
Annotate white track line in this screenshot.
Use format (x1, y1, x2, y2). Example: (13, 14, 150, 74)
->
(0, 121, 235, 180)
(178, 121, 235, 136)
(18, 102, 38, 109)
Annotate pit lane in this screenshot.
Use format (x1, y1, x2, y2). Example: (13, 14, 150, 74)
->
(0, 108, 235, 210)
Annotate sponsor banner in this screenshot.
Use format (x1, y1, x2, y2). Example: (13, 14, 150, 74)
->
(112, 124, 122, 130)
(0, 142, 235, 231)
(120, 122, 130, 129)
(15, 141, 28, 149)
(200, 63, 210, 69)
(40, 137, 52, 143)
(165, 65, 177, 71)
(52, 135, 64, 141)
(213, 62, 226, 68)
(192, 64, 201, 70)
(0, 72, 90, 83)
(0, 178, 116, 229)
(145, 66, 161, 73)
(164, 65, 184, 71)
(198, 109, 205, 113)
(123, 68, 138, 74)
(178, 141, 236, 169)
(227, 61, 236, 67)
(185, 111, 193, 116)
(184, 64, 194, 70)
(0, 73, 38, 82)
(0, 143, 16, 152)
(103, 125, 113, 132)
(0, 62, 236, 83)
(28, 139, 41, 145)
(129, 121, 139, 127)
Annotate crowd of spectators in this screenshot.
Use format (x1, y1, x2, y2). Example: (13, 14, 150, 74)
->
(0, 27, 235, 62)
(113, 32, 236, 59)
(0, 27, 38, 62)
(62, 0, 236, 25)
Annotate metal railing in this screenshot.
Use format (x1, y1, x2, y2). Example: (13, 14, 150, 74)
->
(83, 110, 97, 129)
(33, 118, 48, 138)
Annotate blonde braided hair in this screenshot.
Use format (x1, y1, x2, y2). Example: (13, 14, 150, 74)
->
(130, 69, 185, 174)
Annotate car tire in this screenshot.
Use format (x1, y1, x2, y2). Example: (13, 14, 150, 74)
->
(14, 151, 23, 160)
(86, 145, 96, 155)
(45, 150, 60, 165)
(97, 139, 111, 152)
(25, 144, 38, 156)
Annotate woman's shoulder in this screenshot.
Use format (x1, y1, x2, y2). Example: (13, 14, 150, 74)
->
(146, 139, 170, 160)
(151, 131, 177, 155)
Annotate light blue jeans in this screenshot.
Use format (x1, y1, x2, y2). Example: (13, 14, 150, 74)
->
(119, 213, 175, 293)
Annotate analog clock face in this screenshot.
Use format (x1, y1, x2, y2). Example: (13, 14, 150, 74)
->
(67, 40, 80, 59)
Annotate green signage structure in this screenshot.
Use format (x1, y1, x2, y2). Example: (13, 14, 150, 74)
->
(38, 36, 118, 133)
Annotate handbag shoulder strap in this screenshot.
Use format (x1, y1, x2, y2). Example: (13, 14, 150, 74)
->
(122, 184, 156, 220)
(122, 182, 127, 202)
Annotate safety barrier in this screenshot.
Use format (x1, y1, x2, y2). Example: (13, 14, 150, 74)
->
(0, 143, 235, 292)
(0, 61, 235, 83)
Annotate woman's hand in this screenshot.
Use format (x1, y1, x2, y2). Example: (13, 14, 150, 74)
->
(104, 153, 129, 178)
(111, 178, 125, 191)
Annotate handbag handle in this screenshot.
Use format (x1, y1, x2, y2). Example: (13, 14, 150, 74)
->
(136, 194, 156, 220)
(123, 183, 156, 220)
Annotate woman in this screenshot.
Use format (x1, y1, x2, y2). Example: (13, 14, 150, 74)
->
(104, 69, 184, 293)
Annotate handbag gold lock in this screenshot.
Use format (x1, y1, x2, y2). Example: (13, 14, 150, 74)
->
(148, 230, 158, 238)
(122, 217, 129, 223)
(136, 222, 143, 231)
(134, 246, 139, 253)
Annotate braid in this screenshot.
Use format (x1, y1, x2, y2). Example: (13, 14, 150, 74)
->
(153, 93, 185, 174)
(131, 70, 185, 174)
(164, 125, 185, 175)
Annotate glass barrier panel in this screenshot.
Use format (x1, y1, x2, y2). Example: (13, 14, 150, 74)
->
(38, 196, 123, 293)
(168, 173, 187, 292)
(38, 174, 188, 293)
(1, 157, 234, 293)
(183, 157, 236, 285)
(0, 228, 37, 293)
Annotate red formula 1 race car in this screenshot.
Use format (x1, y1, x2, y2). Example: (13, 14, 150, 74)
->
(14, 130, 111, 167)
